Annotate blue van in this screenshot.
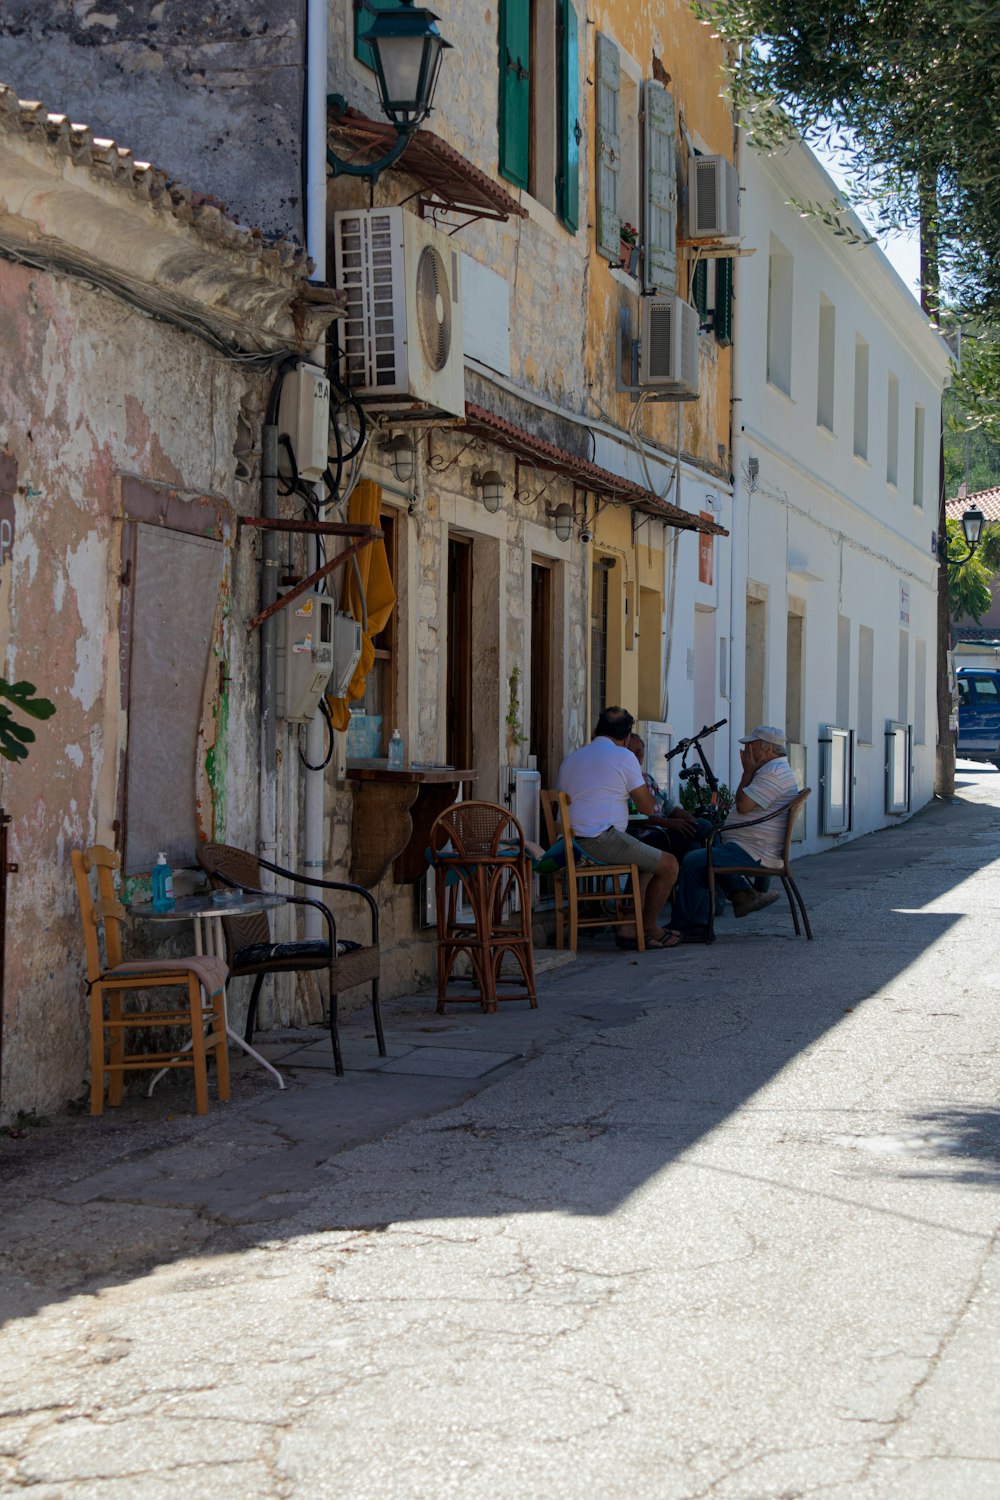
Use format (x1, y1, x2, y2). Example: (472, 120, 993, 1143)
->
(957, 667, 1000, 768)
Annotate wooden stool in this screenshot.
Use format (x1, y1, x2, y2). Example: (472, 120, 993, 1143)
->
(429, 802, 538, 1014)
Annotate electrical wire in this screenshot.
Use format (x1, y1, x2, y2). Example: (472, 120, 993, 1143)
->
(298, 694, 335, 769)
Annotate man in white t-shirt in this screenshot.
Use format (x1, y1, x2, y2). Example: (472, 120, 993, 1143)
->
(672, 725, 800, 939)
(556, 707, 680, 949)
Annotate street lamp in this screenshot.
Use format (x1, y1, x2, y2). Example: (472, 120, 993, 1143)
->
(940, 506, 986, 567)
(327, 0, 451, 182)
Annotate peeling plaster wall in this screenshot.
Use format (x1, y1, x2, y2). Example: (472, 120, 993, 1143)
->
(0, 0, 305, 240)
(0, 260, 265, 1116)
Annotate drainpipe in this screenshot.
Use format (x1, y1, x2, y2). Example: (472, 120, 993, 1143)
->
(302, 0, 329, 936)
(727, 106, 748, 790)
(260, 425, 280, 882)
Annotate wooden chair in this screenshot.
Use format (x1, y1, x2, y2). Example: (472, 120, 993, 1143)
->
(539, 790, 645, 953)
(705, 788, 814, 942)
(71, 846, 230, 1116)
(196, 843, 383, 1077)
(429, 801, 538, 1013)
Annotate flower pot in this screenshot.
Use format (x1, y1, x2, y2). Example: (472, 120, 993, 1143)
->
(619, 242, 638, 275)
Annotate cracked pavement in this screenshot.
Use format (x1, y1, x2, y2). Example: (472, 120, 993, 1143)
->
(3, 766, 1000, 1497)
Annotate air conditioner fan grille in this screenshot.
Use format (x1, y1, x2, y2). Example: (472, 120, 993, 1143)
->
(415, 245, 451, 373)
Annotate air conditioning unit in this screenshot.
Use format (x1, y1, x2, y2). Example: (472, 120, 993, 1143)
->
(333, 206, 464, 420)
(638, 296, 700, 397)
(686, 155, 740, 240)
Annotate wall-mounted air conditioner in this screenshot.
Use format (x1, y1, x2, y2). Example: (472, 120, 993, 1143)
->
(686, 155, 740, 240)
(638, 296, 700, 397)
(333, 206, 465, 420)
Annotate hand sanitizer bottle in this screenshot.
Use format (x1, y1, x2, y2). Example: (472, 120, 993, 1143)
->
(387, 728, 404, 769)
(151, 852, 175, 911)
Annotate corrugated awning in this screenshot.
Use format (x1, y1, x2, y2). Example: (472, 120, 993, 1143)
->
(327, 107, 528, 224)
(463, 402, 728, 536)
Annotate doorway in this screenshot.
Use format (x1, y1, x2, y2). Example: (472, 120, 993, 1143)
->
(530, 561, 553, 787)
(446, 536, 473, 768)
(745, 592, 767, 731)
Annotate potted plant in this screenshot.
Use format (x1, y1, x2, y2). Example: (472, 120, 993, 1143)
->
(618, 222, 639, 276)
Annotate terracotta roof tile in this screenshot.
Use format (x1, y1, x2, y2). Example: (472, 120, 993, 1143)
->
(946, 485, 1000, 522)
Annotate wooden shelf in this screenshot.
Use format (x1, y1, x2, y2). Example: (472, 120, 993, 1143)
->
(344, 763, 477, 887)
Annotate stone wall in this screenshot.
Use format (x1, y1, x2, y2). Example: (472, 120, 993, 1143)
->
(0, 0, 305, 239)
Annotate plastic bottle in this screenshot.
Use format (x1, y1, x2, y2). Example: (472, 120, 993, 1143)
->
(151, 852, 175, 912)
(387, 728, 404, 769)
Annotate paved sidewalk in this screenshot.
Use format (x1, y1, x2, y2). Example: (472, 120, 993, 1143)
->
(3, 769, 1000, 1497)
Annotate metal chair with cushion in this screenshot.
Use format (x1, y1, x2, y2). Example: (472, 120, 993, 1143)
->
(705, 787, 814, 942)
(539, 789, 645, 953)
(72, 845, 230, 1116)
(196, 843, 384, 1076)
(429, 801, 538, 1013)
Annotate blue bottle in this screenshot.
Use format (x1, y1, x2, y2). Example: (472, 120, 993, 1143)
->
(151, 851, 175, 912)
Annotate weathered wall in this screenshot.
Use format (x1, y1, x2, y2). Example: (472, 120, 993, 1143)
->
(0, 259, 265, 1115)
(0, 1, 305, 239)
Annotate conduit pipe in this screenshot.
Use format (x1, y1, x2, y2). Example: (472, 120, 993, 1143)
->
(302, 0, 330, 937)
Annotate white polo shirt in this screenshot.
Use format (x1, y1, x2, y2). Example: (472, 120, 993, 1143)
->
(556, 737, 645, 836)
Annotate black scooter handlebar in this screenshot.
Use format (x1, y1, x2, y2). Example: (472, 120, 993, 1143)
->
(665, 717, 728, 760)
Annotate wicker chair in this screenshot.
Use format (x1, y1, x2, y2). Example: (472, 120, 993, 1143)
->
(705, 788, 814, 942)
(428, 801, 537, 1013)
(196, 843, 383, 1076)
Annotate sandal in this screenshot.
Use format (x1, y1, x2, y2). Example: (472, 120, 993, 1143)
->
(644, 929, 682, 950)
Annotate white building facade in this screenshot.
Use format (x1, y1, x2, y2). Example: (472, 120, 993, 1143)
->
(725, 140, 952, 850)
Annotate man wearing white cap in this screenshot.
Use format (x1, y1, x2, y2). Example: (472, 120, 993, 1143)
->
(672, 725, 800, 938)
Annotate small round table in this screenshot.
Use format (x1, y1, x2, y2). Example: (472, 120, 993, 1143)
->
(127, 892, 288, 1091)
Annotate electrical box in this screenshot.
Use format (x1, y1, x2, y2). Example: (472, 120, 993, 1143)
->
(276, 592, 334, 723)
(328, 611, 363, 700)
(277, 363, 331, 482)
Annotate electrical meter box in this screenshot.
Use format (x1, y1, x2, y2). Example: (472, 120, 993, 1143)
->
(277, 363, 331, 482)
(276, 591, 363, 723)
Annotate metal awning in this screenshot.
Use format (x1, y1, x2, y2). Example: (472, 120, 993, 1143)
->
(462, 403, 728, 535)
(327, 107, 528, 225)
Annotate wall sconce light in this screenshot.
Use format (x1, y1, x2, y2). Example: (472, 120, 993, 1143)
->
(471, 468, 504, 513)
(549, 502, 574, 542)
(327, 0, 451, 182)
(383, 433, 415, 484)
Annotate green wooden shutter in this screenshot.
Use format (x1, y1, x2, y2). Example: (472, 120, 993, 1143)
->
(558, 0, 580, 232)
(715, 257, 733, 345)
(595, 33, 620, 257)
(354, 0, 397, 70)
(693, 259, 709, 322)
(499, 0, 530, 190)
(644, 80, 677, 292)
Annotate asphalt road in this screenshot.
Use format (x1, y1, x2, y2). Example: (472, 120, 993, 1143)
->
(2, 764, 1000, 1498)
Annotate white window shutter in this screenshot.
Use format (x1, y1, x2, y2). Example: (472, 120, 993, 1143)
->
(595, 34, 621, 258)
(644, 80, 677, 292)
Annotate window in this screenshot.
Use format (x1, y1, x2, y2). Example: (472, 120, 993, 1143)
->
(766, 236, 793, 395)
(898, 630, 909, 723)
(972, 674, 1000, 706)
(886, 372, 900, 487)
(692, 257, 733, 345)
(858, 625, 875, 743)
(836, 613, 851, 728)
(853, 335, 869, 460)
(913, 403, 926, 507)
(745, 590, 767, 729)
(595, 35, 677, 292)
(817, 295, 835, 431)
(499, 0, 579, 230)
(786, 608, 805, 744)
(915, 638, 927, 743)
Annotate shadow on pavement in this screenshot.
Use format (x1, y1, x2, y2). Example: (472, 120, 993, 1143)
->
(1, 786, 999, 1326)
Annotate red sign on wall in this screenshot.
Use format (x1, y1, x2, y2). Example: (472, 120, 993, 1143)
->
(698, 513, 714, 585)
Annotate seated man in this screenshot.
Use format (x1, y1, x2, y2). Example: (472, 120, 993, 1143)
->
(556, 706, 680, 950)
(672, 725, 800, 939)
(625, 733, 710, 864)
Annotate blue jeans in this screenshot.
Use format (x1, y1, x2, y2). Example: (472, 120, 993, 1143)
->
(672, 841, 763, 930)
